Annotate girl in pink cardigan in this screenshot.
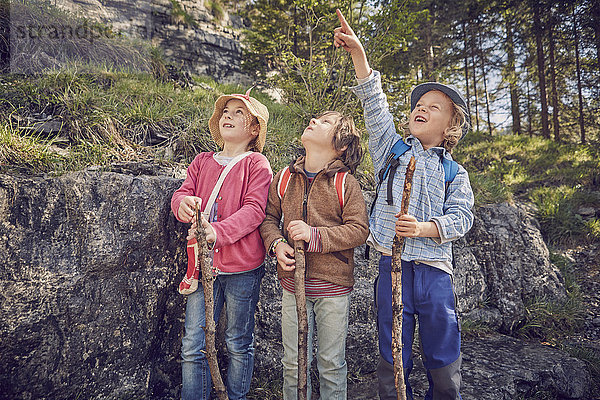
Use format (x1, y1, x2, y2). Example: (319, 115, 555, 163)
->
(171, 90, 272, 400)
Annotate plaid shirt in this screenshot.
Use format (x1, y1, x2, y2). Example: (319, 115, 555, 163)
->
(351, 71, 474, 265)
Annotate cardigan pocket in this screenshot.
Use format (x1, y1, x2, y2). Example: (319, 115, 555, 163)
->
(331, 251, 349, 264)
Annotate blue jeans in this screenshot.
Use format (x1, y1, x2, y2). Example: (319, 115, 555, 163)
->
(181, 265, 265, 400)
(281, 289, 350, 400)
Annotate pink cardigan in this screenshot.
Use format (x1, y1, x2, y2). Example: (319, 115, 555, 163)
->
(171, 152, 273, 273)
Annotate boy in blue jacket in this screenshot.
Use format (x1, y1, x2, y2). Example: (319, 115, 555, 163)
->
(334, 10, 474, 400)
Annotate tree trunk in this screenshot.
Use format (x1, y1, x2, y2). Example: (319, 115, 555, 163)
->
(592, 0, 600, 76)
(573, 6, 586, 144)
(0, 0, 9, 74)
(195, 206, 229, 400)
(470, 21, 480, 132)
(294, 240, 308, 400)
(293, 5, 298, 56)
(477, 33, 493, 135)
(548, 15, 560, 142)
(463, 21, 471, 120)
(532, 0, 550, 139)
(391, 156, 416, 400)
(526, 76, 533, 136)
(505, 11, 521, 134)
(423, 14, 434, 81)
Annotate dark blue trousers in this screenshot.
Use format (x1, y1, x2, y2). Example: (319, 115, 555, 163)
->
(375, 256, 462, 400)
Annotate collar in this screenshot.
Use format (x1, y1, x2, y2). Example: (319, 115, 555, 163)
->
(289, 156, 349, 177)
(406, 135, 453, 160)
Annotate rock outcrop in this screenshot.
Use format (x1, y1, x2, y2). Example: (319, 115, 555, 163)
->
(454, 202, 567, 332)
(385, 335, 592, 400)
(0, 166, 187, 399)
(54, 0, 246, 82)
(0, 167, 589, 399)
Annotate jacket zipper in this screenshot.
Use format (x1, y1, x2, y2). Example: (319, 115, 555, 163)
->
(302, 170, 319, 222)
(301, 171, 317, 278)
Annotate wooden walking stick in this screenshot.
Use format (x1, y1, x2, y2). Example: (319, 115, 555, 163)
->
(294, 239, 309, 400)
(195, 204, 229, 400)
(391, 156, 416, 400)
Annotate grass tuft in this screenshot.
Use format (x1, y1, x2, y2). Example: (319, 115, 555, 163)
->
(512, 293, 585, 343)
(529, 187, 600, 246)
(460, 318, 494, 339)
(0, 120, 58, 171)
(8, 0, 153, 74)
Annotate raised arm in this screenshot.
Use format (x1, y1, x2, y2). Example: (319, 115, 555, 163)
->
(335, 10, 400, 173)
(333, 9, 371, 80)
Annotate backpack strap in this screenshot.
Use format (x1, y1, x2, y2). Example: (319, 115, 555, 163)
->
(370, 138, 460, 215)
(203, 151, 252, 217)
(440, 156, 458, 201)
(278, 166, 346, 210)
(378, 137, 411, 183)
(334, 171, 347, 209)
(370, 137, 411, 214)
(277, 166, 292, 200)
(441, 157, 458, 187)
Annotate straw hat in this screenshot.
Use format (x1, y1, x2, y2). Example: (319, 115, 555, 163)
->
(208, 88, 269, 152)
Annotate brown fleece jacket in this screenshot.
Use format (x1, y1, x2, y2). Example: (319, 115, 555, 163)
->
(259, 157, 369, 288)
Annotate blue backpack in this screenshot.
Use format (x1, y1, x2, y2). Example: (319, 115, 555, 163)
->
(371, 137, 458, 214)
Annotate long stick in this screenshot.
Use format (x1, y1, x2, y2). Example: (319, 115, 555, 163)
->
(294, 239, 308, 400)
(391, 156, 416, 400)
(195, 205, 229, 400)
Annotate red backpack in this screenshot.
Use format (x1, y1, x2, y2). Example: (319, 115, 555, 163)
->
(277, 166, 347, 209)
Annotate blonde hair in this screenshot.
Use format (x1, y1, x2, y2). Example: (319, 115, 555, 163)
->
(402, 98, 470, 153)
(319, 111, 363, 174)
(440, 102, 469, 153)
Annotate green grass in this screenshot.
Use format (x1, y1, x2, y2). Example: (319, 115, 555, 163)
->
(460, 318, 495, 339)
(511, 253, 585, 343)
(206, 0, 225, 21)
(169, 0, 198, 27)
(7, 0, 153, 74)
(529, 186, 600, 246)
(455, 131, 600, 194)
(454, 131, 600, 246)
(512, 294, 585, 343)
(0, 67, 306, 174)
(549, 253, 582, 295)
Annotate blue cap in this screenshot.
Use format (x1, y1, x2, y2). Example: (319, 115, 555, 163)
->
(410, 82, 470, 138)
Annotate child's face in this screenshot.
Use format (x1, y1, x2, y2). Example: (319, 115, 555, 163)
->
(301, 113, 341, 151)
(408, 90, 453, 149)
(219, 99, 258, 145)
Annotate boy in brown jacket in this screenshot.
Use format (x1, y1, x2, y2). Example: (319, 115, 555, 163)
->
(260, 111, 369, 399)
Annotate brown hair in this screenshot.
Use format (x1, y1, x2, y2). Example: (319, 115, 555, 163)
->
(319, 111, 363, 174)
(246, 115, 261, 152)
